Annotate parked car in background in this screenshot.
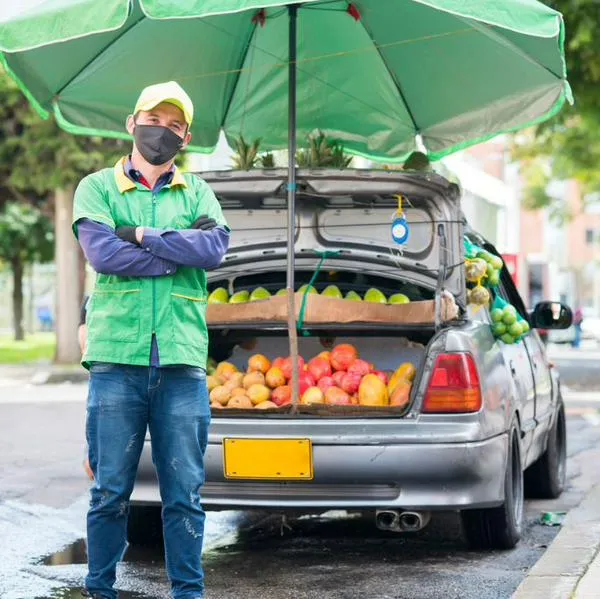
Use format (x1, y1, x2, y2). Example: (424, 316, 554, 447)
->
(128, 169, 572, 551)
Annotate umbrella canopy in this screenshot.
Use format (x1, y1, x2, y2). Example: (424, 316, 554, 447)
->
(0, 0, 570, 162)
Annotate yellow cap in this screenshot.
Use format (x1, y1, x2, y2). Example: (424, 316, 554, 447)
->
(134, 81, 193, 126)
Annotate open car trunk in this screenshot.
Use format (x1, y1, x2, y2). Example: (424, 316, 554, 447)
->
(201, 169, 465, 417)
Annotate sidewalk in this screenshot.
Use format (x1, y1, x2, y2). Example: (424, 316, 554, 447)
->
(0, 362, 87, 385)
(512, 484, 600, 598)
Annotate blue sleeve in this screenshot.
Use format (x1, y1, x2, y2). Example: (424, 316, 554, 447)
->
(77, 219, 177, 277)
(140, 226, 230, 269)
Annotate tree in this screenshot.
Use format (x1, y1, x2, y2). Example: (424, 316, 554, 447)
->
(514, 0, 600, 210)
(0, 203, 53, 340)
(0, 67, 126, 361)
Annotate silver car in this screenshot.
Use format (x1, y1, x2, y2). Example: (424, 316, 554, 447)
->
(130, 169, 571, 550)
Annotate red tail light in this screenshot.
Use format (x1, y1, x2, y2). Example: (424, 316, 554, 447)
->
(422, 353, 482, 413)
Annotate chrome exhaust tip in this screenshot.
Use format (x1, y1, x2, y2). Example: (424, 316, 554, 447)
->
(375, 509, 431, 532)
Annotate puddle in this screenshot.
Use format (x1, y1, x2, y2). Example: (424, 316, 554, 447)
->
(41, 539, 164, 568)
(42, 538, 87, 566)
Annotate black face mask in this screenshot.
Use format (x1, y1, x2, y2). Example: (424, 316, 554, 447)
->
(134, 124, 184, 166)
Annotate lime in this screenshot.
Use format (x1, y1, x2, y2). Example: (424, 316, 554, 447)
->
(486, 263, 495, 277)
(503, 311, 517, 325)
(490, 256, 504, 270)
(508, 322, 524, 338)
(487, 271, 500, 287)
(492, 322, 507, 336)
(500, 333, 515, 345)
(490, 308, 504, 323)
(520, 320, 530, 334)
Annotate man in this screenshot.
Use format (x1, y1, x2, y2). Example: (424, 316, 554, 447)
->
(73, 81, 229, 599)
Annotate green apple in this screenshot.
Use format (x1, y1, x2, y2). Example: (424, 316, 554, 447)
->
(502, 310, 517, 325)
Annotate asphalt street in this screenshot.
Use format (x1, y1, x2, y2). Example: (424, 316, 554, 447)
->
(1, 355, 600, 599)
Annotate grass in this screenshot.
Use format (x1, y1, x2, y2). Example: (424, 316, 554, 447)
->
(0, 332, 56, 364)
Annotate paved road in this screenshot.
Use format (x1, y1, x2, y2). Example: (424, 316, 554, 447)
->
(1, 381, 600, 599)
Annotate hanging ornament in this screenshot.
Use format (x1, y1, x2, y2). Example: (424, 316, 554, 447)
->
(391, 195, 410, 245)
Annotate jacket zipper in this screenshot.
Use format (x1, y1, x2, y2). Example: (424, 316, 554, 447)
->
(152, 192, 157, 344)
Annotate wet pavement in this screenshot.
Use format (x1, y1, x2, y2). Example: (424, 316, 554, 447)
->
(2, 382, 600, 599)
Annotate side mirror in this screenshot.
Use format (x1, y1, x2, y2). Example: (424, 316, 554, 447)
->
(530, 302, 572, 330)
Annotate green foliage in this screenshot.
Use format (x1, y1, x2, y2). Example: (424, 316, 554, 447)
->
(231, 135, 261, 170)
(0, 66, 126, 207)
(0, 202, 53, 265)
(259, 152, 275, 168)
(514, 1, 600, 208)
(296, 131, 353, 169)
(0, 332, 55, 364)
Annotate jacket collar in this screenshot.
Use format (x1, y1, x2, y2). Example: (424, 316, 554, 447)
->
(113, 157, 187, 193)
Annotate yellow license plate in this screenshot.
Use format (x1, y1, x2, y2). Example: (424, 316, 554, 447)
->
(223, 438, 313, 480)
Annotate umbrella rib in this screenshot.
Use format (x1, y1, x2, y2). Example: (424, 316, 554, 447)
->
(220, 22, 259, 130)
(357, 19, 420, 134)
(53, 15, 146, 99)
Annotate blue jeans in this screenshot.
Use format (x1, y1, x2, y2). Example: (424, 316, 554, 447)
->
(85, 364, 210, 599)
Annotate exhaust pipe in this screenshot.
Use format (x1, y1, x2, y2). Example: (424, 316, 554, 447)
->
(375, 510, 431, 532)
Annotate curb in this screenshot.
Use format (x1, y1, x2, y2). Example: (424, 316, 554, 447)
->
(512, 485, 600, 598)
(30, 366, 88, 385)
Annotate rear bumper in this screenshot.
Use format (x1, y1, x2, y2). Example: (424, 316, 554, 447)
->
(132, 433, 508, 511)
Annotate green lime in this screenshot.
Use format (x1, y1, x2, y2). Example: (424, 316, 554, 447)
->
(500, 333, 515, 345)
(490, 308, 504, 323)
(490, 256, 504, 270)
(487, 271, 500, 287)
(492, 322, 507, 336)
(503, 311, 517, 325)
(520, 320, 530, 334)
(486, 263, 495, 277)
(508, 322, 523, 338)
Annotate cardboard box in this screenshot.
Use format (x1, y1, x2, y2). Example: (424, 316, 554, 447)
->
(207, 292, 458, 325)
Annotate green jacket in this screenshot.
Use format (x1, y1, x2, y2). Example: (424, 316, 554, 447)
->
(73, 157, 228, 369)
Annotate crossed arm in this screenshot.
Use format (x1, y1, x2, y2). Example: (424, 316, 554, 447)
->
(77, 218, 230, 277)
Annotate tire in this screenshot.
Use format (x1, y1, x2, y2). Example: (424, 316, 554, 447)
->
(525, 402, 567, 499)
(461, 425, 523, 550)
(127, 504, 163, 546)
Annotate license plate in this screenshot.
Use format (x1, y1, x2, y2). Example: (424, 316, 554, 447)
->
(223, 438, 313, 480)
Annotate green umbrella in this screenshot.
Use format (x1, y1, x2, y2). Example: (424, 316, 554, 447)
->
(0, 0, 570, 161)
(0, 0, 570, 399)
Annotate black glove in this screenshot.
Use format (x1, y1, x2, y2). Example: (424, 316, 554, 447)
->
(191, 215, 218, 231)
(115, 226, 138, 244)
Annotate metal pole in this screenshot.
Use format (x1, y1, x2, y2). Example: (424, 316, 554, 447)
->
(286, 4, 300, 411)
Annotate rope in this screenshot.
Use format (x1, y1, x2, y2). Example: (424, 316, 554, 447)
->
(297, 250, 341, 335)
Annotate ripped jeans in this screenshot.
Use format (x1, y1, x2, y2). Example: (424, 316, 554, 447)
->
(85, 363, 210, 599)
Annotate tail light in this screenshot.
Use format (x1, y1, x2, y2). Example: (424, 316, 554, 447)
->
(422, 353, 482, 413)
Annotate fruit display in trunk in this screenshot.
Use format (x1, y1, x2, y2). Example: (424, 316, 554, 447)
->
(229, 290, 250, 304)
(331, 343, 358, 371)
(358, 374, 389, 406)
(208, 287, 229, 304)
(301, 387, 325, 405)
(388, 293, 410, 304)
(364, 288, 387, 303)
(209, 349, 416, 410)
(250, 287, 271, 301)
(322, 285, 343, 299)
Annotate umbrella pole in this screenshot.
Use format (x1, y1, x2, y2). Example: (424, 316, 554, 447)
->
(286, 4, 300, 412)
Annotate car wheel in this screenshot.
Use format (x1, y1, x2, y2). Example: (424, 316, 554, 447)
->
(127, 504, 163, 546)
(524, 402, 567, 499)
(461, 425, 523, 550)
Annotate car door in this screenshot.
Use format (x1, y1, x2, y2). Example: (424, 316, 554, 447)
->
(495, 270, 537, 458)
